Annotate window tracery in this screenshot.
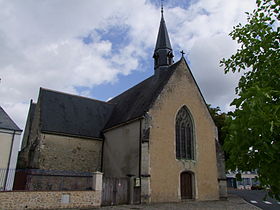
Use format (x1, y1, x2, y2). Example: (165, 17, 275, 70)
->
(176, 106, 194, 160)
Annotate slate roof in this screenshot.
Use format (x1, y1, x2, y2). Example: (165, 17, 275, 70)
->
(155, 14, 172, 50)
(36, 59, 182, 137)
(105, 59, 182, 129)
(39, 88, 114, 139)
(0, 106, 22, 131)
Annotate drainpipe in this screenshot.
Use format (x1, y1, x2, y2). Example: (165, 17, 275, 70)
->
(4, 130, 16, 191)
(138, 119, 142, 203)
(100, 134, 105, 173)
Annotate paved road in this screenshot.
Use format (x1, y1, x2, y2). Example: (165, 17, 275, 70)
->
(229, 189, 280, 210)
(90, 194, 259, 210)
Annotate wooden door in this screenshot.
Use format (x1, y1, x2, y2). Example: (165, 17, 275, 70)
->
(181, 172, 193, 199)
(102, 177, 129, 206)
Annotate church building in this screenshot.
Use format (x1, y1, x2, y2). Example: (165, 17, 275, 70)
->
(18, 8, 226, 203)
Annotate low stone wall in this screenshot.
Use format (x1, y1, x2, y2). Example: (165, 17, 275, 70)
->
(13, 169, 93, 191)
(0, 190, 101, 209)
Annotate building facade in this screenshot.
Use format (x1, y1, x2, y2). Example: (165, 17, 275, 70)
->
(18, 9, 226, 203)
(0, 106, 22, 191)
(227, 171, 259, 190)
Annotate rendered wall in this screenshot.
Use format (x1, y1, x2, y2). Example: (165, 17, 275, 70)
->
(0, 132, 12, 169)
(0, 130, 21, 190)
(148, 60, 219, 202)
(103, 120, 140, 178)
(38, 133, 102, 172)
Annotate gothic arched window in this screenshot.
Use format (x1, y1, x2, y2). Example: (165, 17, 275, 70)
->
(176, 106, 194, 160)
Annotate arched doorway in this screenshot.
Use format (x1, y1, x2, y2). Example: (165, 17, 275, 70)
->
(180, 171, 194, 199)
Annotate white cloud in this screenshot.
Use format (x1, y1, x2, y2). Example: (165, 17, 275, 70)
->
(189, 34, 243, 112)
(166, 0, 255, 111)
(0, 0, 256, 130)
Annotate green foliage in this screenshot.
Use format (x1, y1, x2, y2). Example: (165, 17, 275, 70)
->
(220, 0, 280, 200)
(208, 105, 228, 147)
(236, 173, 242, 182)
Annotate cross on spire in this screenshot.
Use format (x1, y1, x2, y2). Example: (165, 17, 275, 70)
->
(161, 0, 164, 16)
(180, 50, 185, 57)
(153, 1, 174, 72)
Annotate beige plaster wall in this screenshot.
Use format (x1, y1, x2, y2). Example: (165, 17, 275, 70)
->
(0, 130, 22, 190)
(0, 190, 101, 209)
(37, 133, 102, 172)
(148, 61, 219, 202)
(103, 120, 140, 178)
(0, 132, 12, 169)
(0, 132, 12, 190)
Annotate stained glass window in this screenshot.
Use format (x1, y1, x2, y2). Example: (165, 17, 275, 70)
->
(176, 106, 194, 160)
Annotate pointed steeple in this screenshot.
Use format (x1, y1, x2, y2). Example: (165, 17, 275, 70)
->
(153, 6, 174, 73)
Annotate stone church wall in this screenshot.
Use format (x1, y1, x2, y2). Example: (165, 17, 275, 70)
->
(148, 61, 219, 202)
(17, 98, 42, 169)
(215, 140, 228, 199)
(18, 95, 102, 173)
(21, 103, 35, 151)
(103, 120, 140, 178)
(38, 133, 102, 172)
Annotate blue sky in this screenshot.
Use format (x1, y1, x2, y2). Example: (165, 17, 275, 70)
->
(0, 0, 256, 128)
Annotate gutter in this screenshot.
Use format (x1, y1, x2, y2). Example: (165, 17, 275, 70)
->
(40, 130, 103, 141)
(0, 129, 21, 135)
(103, 116, 144, 133)
(100, 134, 105, 173)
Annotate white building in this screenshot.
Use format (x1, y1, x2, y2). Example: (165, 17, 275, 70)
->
(226, 170, 259, 190)
(0, 106, 22, 191)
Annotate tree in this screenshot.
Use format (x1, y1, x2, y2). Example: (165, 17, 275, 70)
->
(208, 105, 228, 147)
(208, 105, 229, 162)
(220, 0, 280, 200)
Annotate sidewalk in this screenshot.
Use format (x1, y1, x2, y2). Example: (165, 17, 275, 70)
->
(90, 194, 260, 210)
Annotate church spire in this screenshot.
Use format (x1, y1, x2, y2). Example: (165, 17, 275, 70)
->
(153, 4, 174, 73)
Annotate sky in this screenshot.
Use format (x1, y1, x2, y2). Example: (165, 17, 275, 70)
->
(0, 0, 256, 130)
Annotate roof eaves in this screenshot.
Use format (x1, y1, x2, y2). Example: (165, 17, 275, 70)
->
(41, 130, 103, 141)
(103, 116, 144, 133)
(0, 127, 22, 133)
(39, 87, 109, 104)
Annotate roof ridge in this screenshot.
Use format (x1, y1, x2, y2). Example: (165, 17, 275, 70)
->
(105, 59, 182, 129)
(109, 60, 181, 104)
(40, 87, 112, 105)
(39, 88, 115, 138)
(109, 76, 154, 103)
